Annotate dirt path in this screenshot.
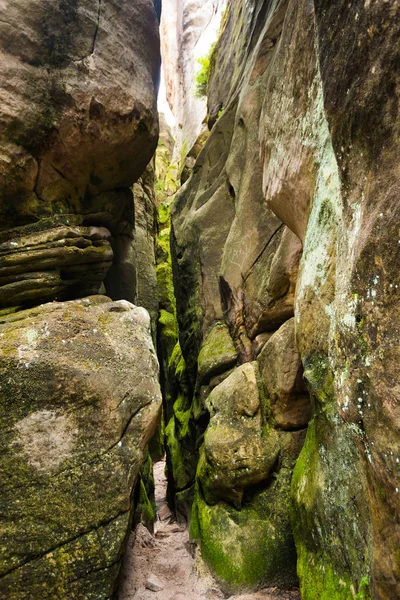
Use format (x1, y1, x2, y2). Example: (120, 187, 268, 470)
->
(118, 460, 300, 600)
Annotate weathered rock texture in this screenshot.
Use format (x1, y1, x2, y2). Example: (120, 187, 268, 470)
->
(169, 0, 399, 598)
(169, 0, 308, 591)
(0, 297, 161, 599)
(0, 1, 162, 598)
(160, 0, 226, 158)
(0, 0, 160, 309)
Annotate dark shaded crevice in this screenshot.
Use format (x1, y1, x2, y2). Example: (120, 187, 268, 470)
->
(242, 222, 284, 283)
(50, 163, 69, 181)
(91, 0, 102, 55)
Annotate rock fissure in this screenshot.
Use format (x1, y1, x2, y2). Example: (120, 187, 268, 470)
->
(0, 509, 131, 580)
(0, 0, 399, 598)
(91, 0, 102, 55)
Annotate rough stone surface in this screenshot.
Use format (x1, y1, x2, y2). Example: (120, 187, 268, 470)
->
(0, 0, 160, 227)
(0, 296, 162, 598)
(257, 319, 310, 430)
(160, 0, 226, 158)
(169, 0, 400, 597)
(169, 0, 310, 592)
(200, 363, 280, 508)
(256, 0, 400, 598)
(0, 218, 113, 307)
(0, 0, 160, 313)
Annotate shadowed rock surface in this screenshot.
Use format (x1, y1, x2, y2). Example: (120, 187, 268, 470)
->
(168, 0, 400, 597)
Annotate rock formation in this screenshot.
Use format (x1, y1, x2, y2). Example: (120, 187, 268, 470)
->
(168, 0, 400, 598)
(0, 0, 160, 310)
(1, 0, 399, 598)
(160, 0, 227, 158)
(0, 0, 162, 598)
(0, 297, 161, 599)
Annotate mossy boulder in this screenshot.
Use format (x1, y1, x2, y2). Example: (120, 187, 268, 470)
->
(199, 363, 279, 508)
(191, 432, 302, 594)
(0, 296, 162, 599)
(197, 323, 238, 383)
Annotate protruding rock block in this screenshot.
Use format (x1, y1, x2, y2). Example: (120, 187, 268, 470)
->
(0, 218, 113, 308)
(199, 363, 279, 508)
(257, 319, 311, 430)
(197, 323, 238, 384)
(0, 0, 160, 230)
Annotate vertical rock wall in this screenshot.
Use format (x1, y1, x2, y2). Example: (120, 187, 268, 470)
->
(161, 0, 227, 157)
(170, 0, 400, 598)
(169, 0, 309, 591)
(0, 1, 162, 598)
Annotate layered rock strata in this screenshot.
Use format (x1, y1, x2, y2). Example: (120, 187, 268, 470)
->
(0, 1, 162, 598)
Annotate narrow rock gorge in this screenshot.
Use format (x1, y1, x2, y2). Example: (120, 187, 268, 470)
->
(0, 1, 399, 599)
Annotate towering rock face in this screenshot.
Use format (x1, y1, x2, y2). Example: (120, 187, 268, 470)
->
(170, 0, 399, 598)
(0, 0, 160, 308)
(169, 0, 308, 591)
(259, 1, 400, 598)
(161, 0, 227, 157)
(0, 1, 162, 597)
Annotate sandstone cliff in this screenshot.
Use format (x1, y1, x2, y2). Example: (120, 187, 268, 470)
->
(0, 1, 162, 598)
(161, 0, 227, 158)
(168, 0, 400, 598)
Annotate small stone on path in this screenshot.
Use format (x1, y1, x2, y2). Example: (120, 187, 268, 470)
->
(145, 574, 164, 592)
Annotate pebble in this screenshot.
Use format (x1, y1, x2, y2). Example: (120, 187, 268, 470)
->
(145, 574, 164, 592)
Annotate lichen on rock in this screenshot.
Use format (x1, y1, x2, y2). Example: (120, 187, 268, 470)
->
(0, 297, 162, 598)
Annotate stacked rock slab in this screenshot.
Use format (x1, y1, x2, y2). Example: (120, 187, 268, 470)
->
(171, 0, 400, 598)
(170, 0, 310, 592)
(0, 0, 160, 309)
(0, 1, 162, 598)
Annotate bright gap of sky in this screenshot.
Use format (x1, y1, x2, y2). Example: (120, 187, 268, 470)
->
(158, 67, 176, 128)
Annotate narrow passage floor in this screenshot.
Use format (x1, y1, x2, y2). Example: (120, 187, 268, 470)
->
(118, 460, 300, 600)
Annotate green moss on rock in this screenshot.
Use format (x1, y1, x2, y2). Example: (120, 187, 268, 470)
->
(197, 323, 238, 383)
(291, 417, 371, 600)
(190, 469, 298, 594)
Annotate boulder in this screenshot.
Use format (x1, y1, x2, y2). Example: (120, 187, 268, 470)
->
(199, 363, 279, 507)
(257, 319, 310, 430)
(0, 296, 162, 599)
(0, 0, 160, 228)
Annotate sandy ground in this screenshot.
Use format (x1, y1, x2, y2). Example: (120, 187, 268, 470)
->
(118, 460, 300, 600)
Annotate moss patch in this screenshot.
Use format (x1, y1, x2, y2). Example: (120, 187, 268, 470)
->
(190, 471, 298, 593)
(197, 323, 238, 383)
